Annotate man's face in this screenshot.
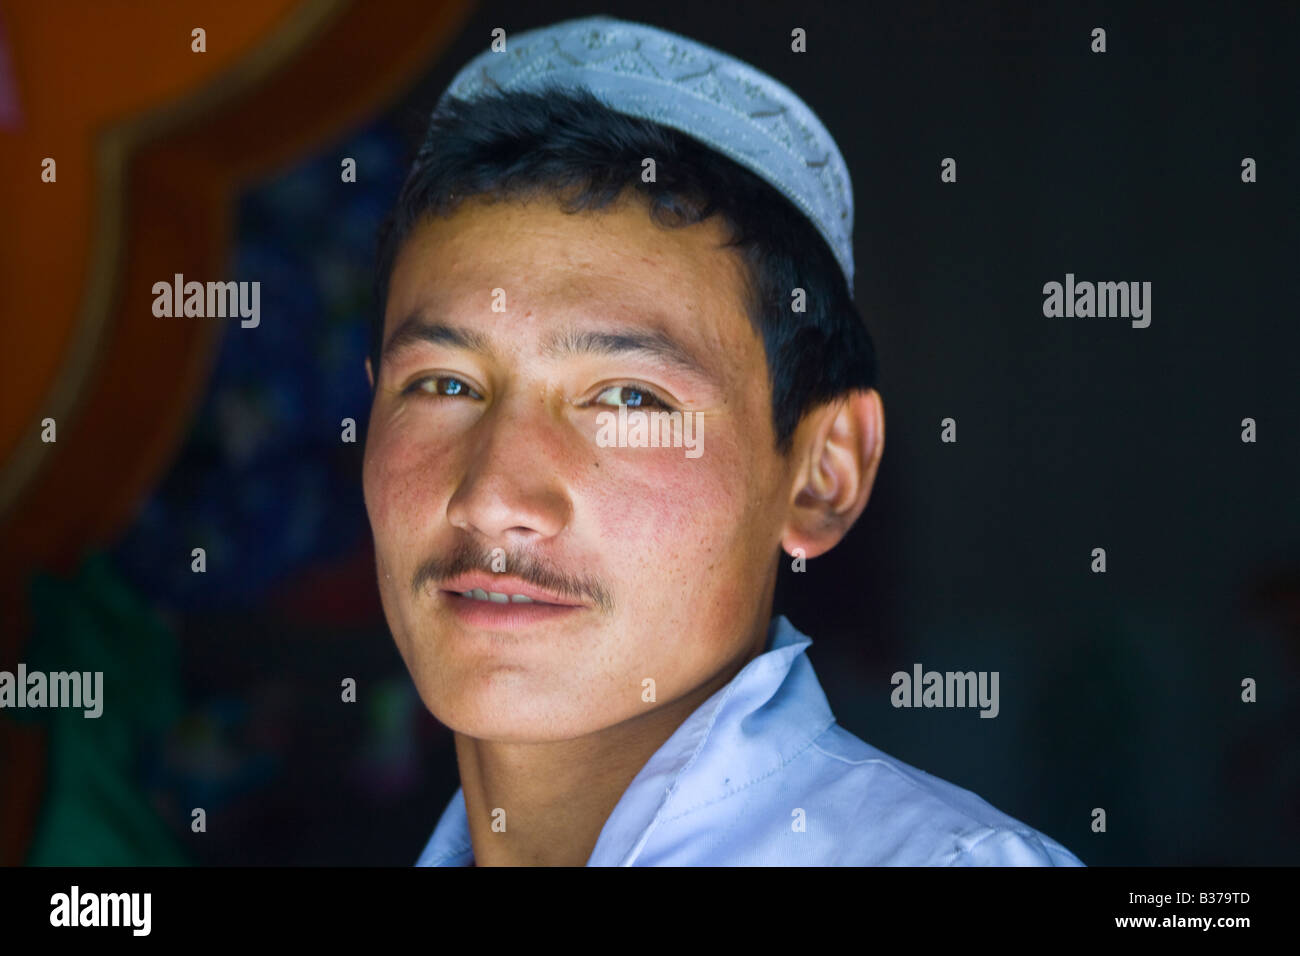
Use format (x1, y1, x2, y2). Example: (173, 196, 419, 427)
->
(363, 193, 796, 742)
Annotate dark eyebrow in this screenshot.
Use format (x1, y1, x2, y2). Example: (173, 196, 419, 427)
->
(540, 326, 716, 384)
(381, 314, 493, 363)
(382, 314, 719, 387)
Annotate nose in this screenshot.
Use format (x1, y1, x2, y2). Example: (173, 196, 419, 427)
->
(445, 389, 573, 545)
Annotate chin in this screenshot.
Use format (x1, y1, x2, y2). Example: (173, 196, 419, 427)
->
(423, 680, 611, 743)
(440, 712, 604, 744)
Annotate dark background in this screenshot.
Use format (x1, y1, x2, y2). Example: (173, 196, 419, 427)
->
(3, 0, 1297, 865)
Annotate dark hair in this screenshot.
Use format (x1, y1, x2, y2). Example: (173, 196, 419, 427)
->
(372, 88, 877, 454)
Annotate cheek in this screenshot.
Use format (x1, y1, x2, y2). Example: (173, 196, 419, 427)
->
(579, 423, 754, 570)
(363, 411, 453, 545)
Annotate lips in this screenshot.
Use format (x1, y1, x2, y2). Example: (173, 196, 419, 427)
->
(431, 571, 590, 631)
(459, 587, 542, 604)
(438, 573, 585, 608)
(441, 589, 585, 632)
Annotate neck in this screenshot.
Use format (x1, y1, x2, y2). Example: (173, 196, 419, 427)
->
(454, 624, 770, 866)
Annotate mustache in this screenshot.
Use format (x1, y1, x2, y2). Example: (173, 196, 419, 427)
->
(411, 538, 614, 614)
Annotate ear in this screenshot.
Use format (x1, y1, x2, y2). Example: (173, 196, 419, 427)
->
(365, 357, 375, 390)
(781, 389, 884, 560)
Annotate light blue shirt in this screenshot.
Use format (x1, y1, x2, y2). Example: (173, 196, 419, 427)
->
(416, 615, 1084, 866)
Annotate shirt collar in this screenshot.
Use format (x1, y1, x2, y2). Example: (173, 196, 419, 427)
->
(415, 614, 832, 866)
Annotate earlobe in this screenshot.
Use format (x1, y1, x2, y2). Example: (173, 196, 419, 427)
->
(781, 389, 884, 560)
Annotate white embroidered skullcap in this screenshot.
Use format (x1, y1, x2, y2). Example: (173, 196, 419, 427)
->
(437, 15, 856, 294)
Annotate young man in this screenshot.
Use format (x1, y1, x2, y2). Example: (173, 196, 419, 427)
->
(363, 15, 1082, 866)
